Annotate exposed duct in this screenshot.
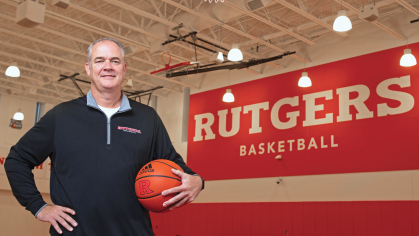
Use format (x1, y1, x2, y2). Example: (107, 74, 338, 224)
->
(238, 0, 395, 48)
(359, 4, 379, 22)
(15, 0, 45, 28)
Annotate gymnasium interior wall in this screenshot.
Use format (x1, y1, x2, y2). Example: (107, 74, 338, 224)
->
(0, 10, 418, 236)
(152, 11, 419, 236)
(0, 94, 54, 235)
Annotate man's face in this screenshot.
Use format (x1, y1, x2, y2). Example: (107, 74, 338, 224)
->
(85, 40, 127, 92)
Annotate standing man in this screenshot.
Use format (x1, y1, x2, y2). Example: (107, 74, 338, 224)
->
(5, 38, 204, 236)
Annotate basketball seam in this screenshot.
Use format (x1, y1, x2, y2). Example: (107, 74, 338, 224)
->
(137, 193, 162, 200)
(135, 175, 181, 182)
(151, 160, 181, 171)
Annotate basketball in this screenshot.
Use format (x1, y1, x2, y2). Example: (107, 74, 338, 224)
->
(135, 159, 184, 213)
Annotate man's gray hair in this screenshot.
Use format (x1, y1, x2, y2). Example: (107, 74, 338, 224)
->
(87, 37, 125, 68)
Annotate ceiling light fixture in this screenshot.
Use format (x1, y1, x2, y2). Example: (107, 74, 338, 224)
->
(217, 52, 224, 62)
(400, 49, 417, 67)
(298, 63, 312, 87)
(13, 99, 24, 121)
(333, 0, 352, 33)
(13, 108, 24, 121)
(223, 70, 234, 102)
(298, 72, 312, 87)
(223, 89, 234, 102)
(5, 62, 20, 77)
(400, 12, 417, 67)
(333, 10, 352, 32)
(228, 44, 243, 62)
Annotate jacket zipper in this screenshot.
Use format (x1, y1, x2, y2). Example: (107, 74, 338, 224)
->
(107, 118, 111, 145)
(89, 106, 119, 146)
(106, 112, 121, 146)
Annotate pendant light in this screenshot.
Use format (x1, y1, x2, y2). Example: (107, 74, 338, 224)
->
(223, 89, 234, 102)
(216, 52, 224, 62)
(13, 100, 24, 121)
(298, 63, 312, 87)
(13, 108, 24, 121)
(223, 70, 234, 102)
(400, 11, 417, 67)
(5, 62, 20, 77)
(333, 0, 352, 32)
(333, 10, 352, 32)
(228, 44, 243, 62)
(400, 49, 417, 67)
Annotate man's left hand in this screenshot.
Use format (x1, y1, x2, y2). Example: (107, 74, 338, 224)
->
(161, 169, 202, 210)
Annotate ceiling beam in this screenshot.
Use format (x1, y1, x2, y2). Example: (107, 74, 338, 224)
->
(160, 0, 310, 62)
(0, 90, 61, 105)
(0, 82, 69, 103)
(395, 0, 419, 16)
(68, 3, 210, 58)
(0, 50, 181, 94)
(0, 60, 87, 92)
(223, 1, 316, 45)
(0, 60, 172, 98)
(0, 77, 77, 99)
(0, 38, 198, 89)
(0, 66, 80, 96)
(45, 10, 150, 50)
(0, 41, 82, 67)
(0, 24, 86, 56)
(273, 0, 348, 37)
(333, 0, 406, 40)
(39, 26, 92, 45)
(0, 20, 161, 68)
(103, 0, 285, 68)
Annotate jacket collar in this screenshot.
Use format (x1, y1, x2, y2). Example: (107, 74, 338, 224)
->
(87, 90, 131, 112)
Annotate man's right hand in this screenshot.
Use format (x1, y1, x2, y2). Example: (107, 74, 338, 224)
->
(36, 205, 78, 234)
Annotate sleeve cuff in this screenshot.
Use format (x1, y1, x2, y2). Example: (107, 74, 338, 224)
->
(35, 204, 48, 218)
(193, 174, 205, 190)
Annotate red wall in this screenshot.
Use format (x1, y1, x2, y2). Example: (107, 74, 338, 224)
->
(187, 42, 419, 181)
(151, 201, 419, 236)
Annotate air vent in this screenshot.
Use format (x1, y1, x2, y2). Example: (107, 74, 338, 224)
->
(359, 4, 379, 22)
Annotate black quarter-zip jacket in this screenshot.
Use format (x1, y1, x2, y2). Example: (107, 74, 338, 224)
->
(5, 91, 198, 236)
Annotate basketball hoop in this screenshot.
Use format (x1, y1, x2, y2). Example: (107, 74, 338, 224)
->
(162, 51, 171, 67)
(150, 52, 199, 76)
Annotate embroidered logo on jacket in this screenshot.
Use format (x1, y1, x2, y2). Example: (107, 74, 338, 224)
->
(118, 126, 141, 134)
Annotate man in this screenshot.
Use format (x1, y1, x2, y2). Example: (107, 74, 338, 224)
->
(5, 37, 204, 235)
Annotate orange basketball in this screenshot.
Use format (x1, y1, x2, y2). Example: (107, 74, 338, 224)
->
(135, 159, 184, 213)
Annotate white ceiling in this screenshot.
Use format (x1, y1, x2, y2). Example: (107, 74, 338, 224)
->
(0, 0, 417, 104)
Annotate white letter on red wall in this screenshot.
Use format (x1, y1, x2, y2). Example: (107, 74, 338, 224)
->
(271, 96, 300, 129)
(377, 76, 414, 117)
(336, 85, 373, 122)
(193, 113, 216, 141)
(243, 102, 269, 134)
(303, 90, 333, 126)
(218, 107, 242, 137)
